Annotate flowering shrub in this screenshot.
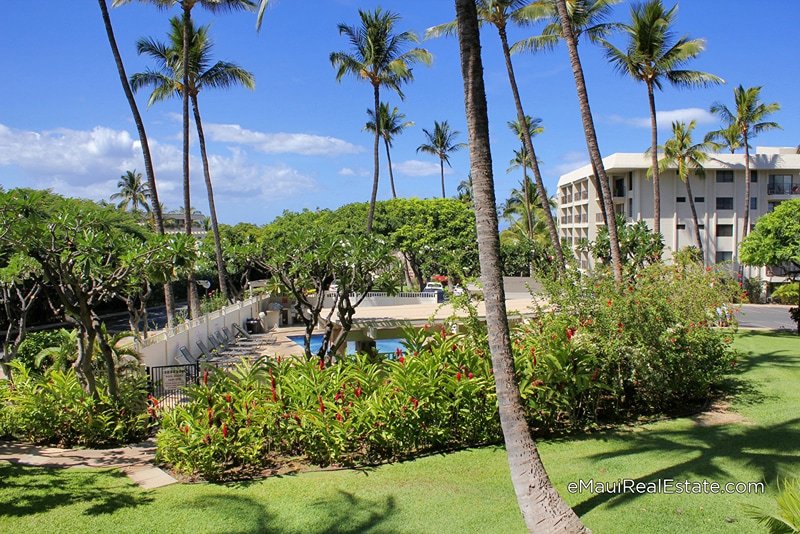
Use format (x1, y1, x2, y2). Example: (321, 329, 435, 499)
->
(0, 361, 154, 447)
(514, 261, 740, 428)
(156, 327, 499, 479)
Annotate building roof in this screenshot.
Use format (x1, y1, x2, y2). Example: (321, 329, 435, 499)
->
(557, 147, 800, 187)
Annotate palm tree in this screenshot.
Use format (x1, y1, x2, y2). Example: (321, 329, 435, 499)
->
(709, 85, 780, 241)
(603, 0, 723, 238)
(454, 1, 589, 530)
(657, 120, 711, 260)
(132, 17, 255, 303)
(365, 102, 414, 199)
(111, 170, 151, 213)
(553, 0, 623, 283)
(427, 0, 566, 270)
(115, 0, 256, 318)
(512, 0, 621, 53)
(416, 121, 465, 198)
(457, 175, 473, 203)
(704, 122, 742, 154)
(99, 0, 176, 328)
(502, 174, 552, 247)
(331, 9, 432, 232)
(507, 116, 544, 243)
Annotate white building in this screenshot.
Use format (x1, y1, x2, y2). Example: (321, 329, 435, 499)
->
(556, 147, 800, 284)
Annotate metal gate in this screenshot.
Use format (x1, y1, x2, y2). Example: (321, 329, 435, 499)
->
(146, 363, 199, 409)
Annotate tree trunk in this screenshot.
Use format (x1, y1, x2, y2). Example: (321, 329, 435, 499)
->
(97, 0, 176, 328)
(73, 326, 97, 398)
(555, 0, 622, 284)
(94, 320, 119, 401)
(182, 6, 200, 319)
(497, 25, 565, 270)
(742, 133, 751, 242)
(522, 166, 535, 277)
(385, 138, 398, 199)
(684, 175, 704, 261)
(440, 157, 446, 198)
(367, 84, 381, 233)
(591, 161, 608, 228)
(647, 82, 661, 237)
(192, 94, 230, 302)
(455, 2, 589, 531)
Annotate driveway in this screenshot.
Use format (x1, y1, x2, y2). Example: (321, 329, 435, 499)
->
(735, 304, 796, 331)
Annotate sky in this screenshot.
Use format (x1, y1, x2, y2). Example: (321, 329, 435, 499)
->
(0, 1, 798, 225)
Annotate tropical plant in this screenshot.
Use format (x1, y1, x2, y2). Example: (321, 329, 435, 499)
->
(453, 1, 588, 530)
(330, 9, 432, 232)
(132, 17, 255, 303)
(427, 1, 566, 270)
(365, 102, 414, 199)
(746, 478, 800, 534)
(586, 215, 665, 274)
(416, 120, 465, 199)
(110, 170, 151, 213)
(709, 85, 781, 240)
(553, 0, 623, 283)
(501, 175, 552, 253)
(99, 0, 176, 328)
(657, 120, 712, 259)
(0, 252, 41, 377)
(704, 122, 742, 154)
(456, 176, 473, 203)
(602, 0, 723, 237)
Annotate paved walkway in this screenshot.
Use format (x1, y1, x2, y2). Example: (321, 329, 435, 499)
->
(0, 439, 176, 489)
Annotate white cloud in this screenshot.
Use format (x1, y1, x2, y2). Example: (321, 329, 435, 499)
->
(608, 107, 716, 129)
(205, 123, 363, 156)
(552, 151, 589, 176)
(392, 159, 449, 177)
(337, 167, 369, 177)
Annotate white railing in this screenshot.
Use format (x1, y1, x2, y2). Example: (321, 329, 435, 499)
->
(134, 294, 270, 367)
(318, 291, 438, 308)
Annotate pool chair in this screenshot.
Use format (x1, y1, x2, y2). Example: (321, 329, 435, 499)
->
(196, 340, 216, 360)
(177, 346, 198, 365)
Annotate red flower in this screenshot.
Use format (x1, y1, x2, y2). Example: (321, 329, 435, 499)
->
(207, 408, 214, 425)
(566, 327, 576, 341)
(410, 397, 419, 409)
(395, 347, 403, 357)
(335, 413, 343, 422)
(225, 393, 232, 404)
(269, 369, 277, 402)
(318, 395, 325, 413)
(203, 370, 209, 386)
(468, 372, 474, 379)
(452, 344, 458, 352)
(354, 386, 363, 398)
(182, 425, 190, 435)
(532, 379, 544, 387)
(222, 423, 228, 438)
(398, 355, 405, 364)
(203, 434, 210, 444)
(319, 359, 325, 371)
(456, 372, 462, 381)
(277, 355, 282, 364)
(617, 322, 624, 333)
(607, 300, 613, 307)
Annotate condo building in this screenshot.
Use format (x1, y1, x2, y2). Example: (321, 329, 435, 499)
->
(556, 146, 799, 284)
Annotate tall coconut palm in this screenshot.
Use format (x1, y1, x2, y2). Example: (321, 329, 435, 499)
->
(709, 85, 780, 241)
(99, 0, 176, 328)
(416, 121, 466, 199)
(508, 116, 544, 243)
(704, 122, 742, 154)
(512, 0, 621, 54)
(111, 170, 151, 213)
(115, 0, 256, 318)
(132, 17, 255, 302)
(657, 120, 711, 261)
(457, 175, 473, 203)
(553, 0, 623, 283)
(454, 1, 590, 530)
(502, 173, 552, 248)
(602, 0, 723, 238)
(365, 103, 414, 199)
(427, 0, 566, 270)
(331, 9, 432, 232)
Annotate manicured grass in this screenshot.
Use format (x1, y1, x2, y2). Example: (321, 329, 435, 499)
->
(0, 331, 797, 533)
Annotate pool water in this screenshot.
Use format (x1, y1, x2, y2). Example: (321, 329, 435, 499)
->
(287, 334, 405, 356)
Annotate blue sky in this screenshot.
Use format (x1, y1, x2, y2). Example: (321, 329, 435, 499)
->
(0, 1, 797, 225)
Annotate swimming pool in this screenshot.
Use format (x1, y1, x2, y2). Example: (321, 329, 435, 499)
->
(287, 334, 405, 355)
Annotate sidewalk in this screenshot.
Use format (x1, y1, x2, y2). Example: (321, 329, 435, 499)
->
(0, 439, 176, 489)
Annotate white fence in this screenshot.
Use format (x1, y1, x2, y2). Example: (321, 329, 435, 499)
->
(135, 294, 269, 368)
(319, 291, 439, 308)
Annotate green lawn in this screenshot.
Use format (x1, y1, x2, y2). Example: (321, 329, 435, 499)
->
(1, 331, 797, 534)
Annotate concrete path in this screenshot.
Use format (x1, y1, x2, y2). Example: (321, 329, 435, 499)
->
(0, 439, 176, 489)
(735, 304, 796, 331)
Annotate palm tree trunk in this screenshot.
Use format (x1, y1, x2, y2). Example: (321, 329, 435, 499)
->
(522, 167, 533, 240)
(191, 94, 230, 302)
(647, 82, 661, 237)
(440, 158, 446, 198)
(591, 161, 608, 228)
(497, 25, 565, 270)
(742, 133, 751, 241)
(555, 0, 622, 284)
(455, 2, 589, 531)
(384, 139, 398, 199)
(366, 85, 381, 233)
(684, 176, 704, 261)
(98, 0, 176, 328)
(182, 5, 200, 319)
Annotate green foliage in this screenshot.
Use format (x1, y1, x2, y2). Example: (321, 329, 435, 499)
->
(741, 199, 800, 273)
(0, 361, 154, 447)
(746, 478, 800, 534)
(156, 329, 499, 479)
(585, 215, 664, 275)
(200, 290, 229, 315)
(770, 283, 799, 305)
(16, 330, 73, 370)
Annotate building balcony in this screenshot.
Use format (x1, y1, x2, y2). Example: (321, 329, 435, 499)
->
(768, 183, 800, 195)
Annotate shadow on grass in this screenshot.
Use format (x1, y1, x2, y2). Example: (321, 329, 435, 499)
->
(183, 490, 399, 534)
(572, 416, 800, 517)
(0, 463, 153, 517)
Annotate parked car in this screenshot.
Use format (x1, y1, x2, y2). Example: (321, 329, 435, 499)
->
(423, 282, 444, 292)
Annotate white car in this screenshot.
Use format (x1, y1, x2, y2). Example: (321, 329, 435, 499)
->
(423, 282, 444, 292)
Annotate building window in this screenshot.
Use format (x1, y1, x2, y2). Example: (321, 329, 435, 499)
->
(676, 196, 686, 203)
(768, 200, 783, 212)
(768, 174, 796, 194)
(695, 196, 705, 203)
(628, 175, 633, 190)
(614, 177, 625, 197)
(628, 198, 632, 217)
(677, 223, 686, 230)
(717, 224, 733, 237)
(716, 170, 734, 183)
(715, 251, 733, 263)
(750, 197, 758, 210)
(716, 197, 734, 210)
(750, 170, 758, 182)
(698, 224, 705, 229)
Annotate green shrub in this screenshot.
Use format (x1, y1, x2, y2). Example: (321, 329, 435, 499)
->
(772, 283, 799, 305)
(200, 291, 229, 315)
(15, 329, 72, 370)
(1, 361, 154, 447)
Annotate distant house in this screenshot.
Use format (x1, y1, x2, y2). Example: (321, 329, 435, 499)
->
(163, 210, 207, 237)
